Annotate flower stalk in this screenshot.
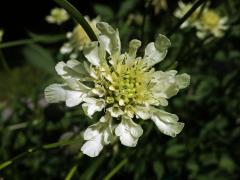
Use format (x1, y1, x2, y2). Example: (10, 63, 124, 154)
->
(53, 0, 98, 41)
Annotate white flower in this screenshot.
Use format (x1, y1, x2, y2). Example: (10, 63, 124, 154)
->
(151, 0, 168, 15)
(0, 29, 4, 42)
(45, 7, 69, 25)
(45, 22, 190, 157)
(174, 1, 228, 39)
(195, 9, 228, 39)
(60, 17, 100, 59)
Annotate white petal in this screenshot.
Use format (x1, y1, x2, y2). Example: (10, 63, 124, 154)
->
(84, 42, 101, 66)
(151, 70, 182, 99)
(155, 34, 171, 52)
(81, 135, 103, 157)
(96, 22, 121, 56)
(151, 108, 184, 137)
(107, 105, 124, 118)
(81, 115, 113, 157)
(44, 84, 66, 103)
(115, 123, 138, 147)
(60, 43, 72, 54)
(64, 78, 90, 92)
(83, 127, 100, 140)
(102, 127, 113, 144)
(82, 98, 105, 117)
(65, 90, 85, 107)
(55, 61, 66, 76)
(115, 117, 143, 147)
(55, 60, 88, 80)
(129, 119, 143, 138)
(144, 34, 171, 67)
(44, 83, 85, 107)
(152, 108, 179, 122)
(128, 39, 141, 59)
(176, 73, 190, 89)
(152, 115, 184, 137)
(135, 105, 151, 120)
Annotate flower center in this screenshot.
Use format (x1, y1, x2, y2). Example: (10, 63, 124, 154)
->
(94, 58, 152, 108)
(201, 10, 220, 28)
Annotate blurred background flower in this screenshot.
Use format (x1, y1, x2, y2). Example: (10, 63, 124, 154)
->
(45, 7, 70, 25)
(151, 0, 168, 15)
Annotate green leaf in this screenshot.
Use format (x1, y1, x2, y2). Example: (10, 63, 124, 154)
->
(23, 44, 55, 74)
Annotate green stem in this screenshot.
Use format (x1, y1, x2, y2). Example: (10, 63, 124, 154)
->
(167, 0, 208, 37)
(0, 138, 83, 171)
(103, 158, 128, 180)
(53, 0, 98, 41)
(65, 165, 78, 180)
(0, 34, 65, 49)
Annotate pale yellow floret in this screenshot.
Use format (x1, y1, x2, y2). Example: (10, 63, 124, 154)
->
(201, 10, 220, 30)
(91, 56, 154, 115)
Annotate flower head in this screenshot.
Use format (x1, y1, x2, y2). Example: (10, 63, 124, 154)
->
(151, 0, 168, 15)
(174, 1, 228, 39)
(195, 9, 228, 38)
(60, 17, 100, 59)
(45, 22, 190, 157)
(45, 7, 69, 25)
